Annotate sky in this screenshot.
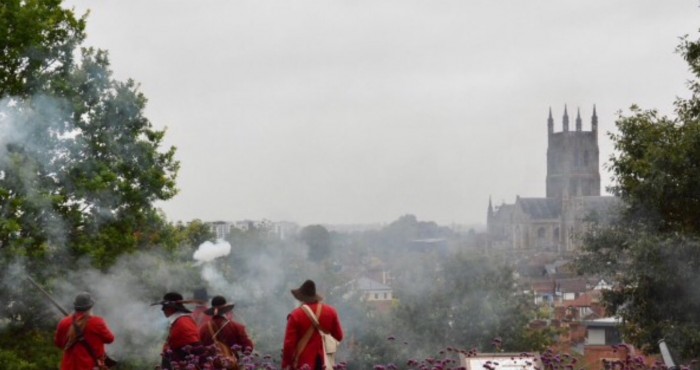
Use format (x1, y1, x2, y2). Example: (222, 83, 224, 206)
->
(63, 0, 700, 226)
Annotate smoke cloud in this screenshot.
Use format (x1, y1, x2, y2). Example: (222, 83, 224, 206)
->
(193, 240, 232, 262)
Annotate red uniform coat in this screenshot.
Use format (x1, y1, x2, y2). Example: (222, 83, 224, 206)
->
(166, 314, 201, 351)
(191, 305, 211, 327)
(161, 314, 202, 369)
(282, 303, 343, 370)
(54, 313, 115, 370)
(199, 316, 254, 354)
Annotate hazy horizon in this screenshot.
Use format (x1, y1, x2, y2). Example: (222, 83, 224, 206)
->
(63, 0, 700, 226)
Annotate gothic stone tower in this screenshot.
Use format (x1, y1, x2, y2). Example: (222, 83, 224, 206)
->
(546, 105, 600, 198)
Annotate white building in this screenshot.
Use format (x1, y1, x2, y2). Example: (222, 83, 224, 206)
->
(354, 277, 393, 302)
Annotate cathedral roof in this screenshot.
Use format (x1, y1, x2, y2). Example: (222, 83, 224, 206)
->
(517, 198, 561, 219)
(492, 204, 515, 221)
(574, 196, 622, 223)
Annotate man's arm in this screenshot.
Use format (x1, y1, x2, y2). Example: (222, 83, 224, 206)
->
(93, 317, 115, 344)
(281, 313, 298, 369)
(54, 318, 67, 348)
(331, 306, 344, 342)
(235, 322, 255, 352)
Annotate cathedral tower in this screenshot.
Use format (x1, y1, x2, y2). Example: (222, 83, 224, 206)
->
(546, 105, 600, 198)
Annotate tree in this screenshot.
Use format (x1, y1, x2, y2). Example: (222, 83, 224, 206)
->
(578, 31, 700, 359)
(0, 47, 179, 269)
(0, 2, 181, 367)
(392, 252, 551, 354)
(0, 0, 86, 97)
(300, 224, 331, 261)
(173, 219, 215, 250)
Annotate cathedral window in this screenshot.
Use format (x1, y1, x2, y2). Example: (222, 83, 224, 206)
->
(553, 227, 560, 241)
(584, 150, 589, 166)
(538, 227, 546, 238)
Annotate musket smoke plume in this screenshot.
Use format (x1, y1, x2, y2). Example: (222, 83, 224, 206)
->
(193, 240, 232, 262)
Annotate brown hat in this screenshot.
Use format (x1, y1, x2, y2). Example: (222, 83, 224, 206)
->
(204, 295, 234, 316)
(291, 280, 323, 303)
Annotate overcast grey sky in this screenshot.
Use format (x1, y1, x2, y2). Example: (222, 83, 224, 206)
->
(63, 0, 699, 226)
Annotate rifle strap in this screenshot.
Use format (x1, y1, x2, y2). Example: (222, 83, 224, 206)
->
(293, 303, 323, 368)
(300, 304, 329, 334)
(207, 319, 231, 342)
(68, 314, 101, 365)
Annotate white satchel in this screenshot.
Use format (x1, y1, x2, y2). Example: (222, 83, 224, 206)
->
(323, 331, 338, 354)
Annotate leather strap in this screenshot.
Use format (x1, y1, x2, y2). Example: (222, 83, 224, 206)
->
(67, 314, 102, 366)
(300, 304, 329, 334)
(293, 303, 323, 368)
(207, 319, 230, 340)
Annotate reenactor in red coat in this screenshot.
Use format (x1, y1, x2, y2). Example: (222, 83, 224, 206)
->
(282, 280, 344, 370)
(190, 287, 211, 327)
(54, 292, 115, 370)
(199, 295, 254, 356)
(156, 292, 201, 369)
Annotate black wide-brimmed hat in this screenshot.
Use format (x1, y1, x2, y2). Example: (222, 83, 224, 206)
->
(291, 280, 323, 303)
(193, 287, 209, 301)
(204, 295, 234, 316)
(73, 292, 95, 312)
(151, 292, 192, 313)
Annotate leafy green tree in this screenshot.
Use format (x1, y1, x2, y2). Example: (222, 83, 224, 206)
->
(578, 31, 700, 359)
(173, 219, 216, 250)
(1, 42, 178, 271)
(0, 1, 181, 368)
(0, 326, 62, 370)
(0, 0, 86, 97)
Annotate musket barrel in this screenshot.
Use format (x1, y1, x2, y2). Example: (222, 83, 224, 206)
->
(26, 275, 70, 316)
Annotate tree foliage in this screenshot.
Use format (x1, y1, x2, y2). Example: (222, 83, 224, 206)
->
(0, 1, 185, 367)
(0, 5, 179, 269)
(0, 0, 86, 97)
(299, 224, 331, 261)
(578, 31, 700, 359)
(393, 253, 551, 353)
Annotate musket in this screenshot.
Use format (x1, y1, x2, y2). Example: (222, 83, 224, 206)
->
(26, 275, 70, 316)
(150, 299, 207, 306)
(26, 275, 119, 368)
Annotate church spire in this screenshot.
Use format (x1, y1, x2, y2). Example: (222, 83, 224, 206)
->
(487, 196, 494, 222)
(576, 107, 582, 131)
(563, 105, 569, 132)
(591, 104, 598, 133)
(548, 107, 554, 135)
